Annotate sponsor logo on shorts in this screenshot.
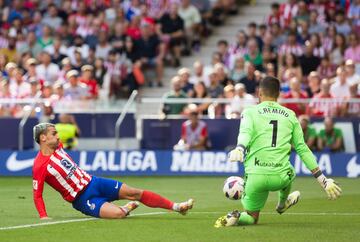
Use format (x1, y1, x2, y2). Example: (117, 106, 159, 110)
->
(87, 200, 96, 210)
(254, 158, 282, 168)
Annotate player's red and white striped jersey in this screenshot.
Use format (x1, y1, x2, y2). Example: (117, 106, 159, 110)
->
(32, 144, 92, 218)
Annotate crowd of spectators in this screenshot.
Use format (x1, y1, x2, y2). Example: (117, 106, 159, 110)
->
(163, 0, 360, 119)
(0, 0, 239, 117)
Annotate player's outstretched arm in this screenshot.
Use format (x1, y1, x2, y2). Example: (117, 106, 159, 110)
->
(311, 167, 342, 200)
(33, 178, 48, 218)
(291, 119, 342, 200)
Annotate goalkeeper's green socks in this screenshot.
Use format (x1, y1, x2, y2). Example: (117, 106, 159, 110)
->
(238, 212, 255, 225)
(278, 184, 292, 208)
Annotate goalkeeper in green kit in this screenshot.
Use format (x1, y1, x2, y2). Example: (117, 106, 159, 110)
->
(215, 76, 342, 227)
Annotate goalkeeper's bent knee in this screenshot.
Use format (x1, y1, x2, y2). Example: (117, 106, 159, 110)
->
(238, 212, 256, 225)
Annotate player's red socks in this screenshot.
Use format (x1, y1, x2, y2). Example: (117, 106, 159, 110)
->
(139, 190, 174, 210)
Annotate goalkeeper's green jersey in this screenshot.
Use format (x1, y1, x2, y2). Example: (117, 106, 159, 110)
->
(237, 101, 318, 175)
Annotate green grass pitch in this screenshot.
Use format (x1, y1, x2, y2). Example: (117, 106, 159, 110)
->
(0, 177, 359, 242)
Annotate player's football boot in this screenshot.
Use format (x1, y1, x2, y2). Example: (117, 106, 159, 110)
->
(276, 191, 300, 214)
(214, 210, 240, 228)
(121, 201, 140, 216)
(177, 199, 194, 215)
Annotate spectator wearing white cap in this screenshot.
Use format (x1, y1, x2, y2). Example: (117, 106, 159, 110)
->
(229, 83, 255, 118)
(178, 68, 194, 97)
(57, 57, 72, 84)
(23, 58, 40, 83)
(63, 70, 89, 100)
(79, 65, 98, 99)
(189, 60, 205, 85)
(9, 68, 31, 98)
(207, 68, 223, 98)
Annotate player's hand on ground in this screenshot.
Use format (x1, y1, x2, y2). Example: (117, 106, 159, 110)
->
(228, 146, 245, 163)
(40, 216, 52, 220)
(319, 178, 342, 200)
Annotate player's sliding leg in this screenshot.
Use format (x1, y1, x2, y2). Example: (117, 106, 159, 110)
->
(119, 184, 194, 215)
(99, 201, 139, 219)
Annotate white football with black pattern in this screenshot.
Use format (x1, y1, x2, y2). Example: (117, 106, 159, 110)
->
(223, 176, 244, 200)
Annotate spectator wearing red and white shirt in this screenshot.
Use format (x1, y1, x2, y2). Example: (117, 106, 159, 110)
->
(280, 0, 298, 28)
(265, 3, 285, 27)
(308, 0, 326, 24)
(282, 77, 308, 117)
(177, 104, 209, 150)
(308, 79, 339, 117)
(79, 65, 98, 99)
(279, 32, 303, 57)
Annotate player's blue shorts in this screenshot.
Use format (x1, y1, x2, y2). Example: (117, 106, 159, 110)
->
(72, 176, 123, 218)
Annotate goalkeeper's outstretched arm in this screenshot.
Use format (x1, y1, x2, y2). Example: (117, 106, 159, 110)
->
(291, 120, 342, 200)
(228, 110, 253, 163)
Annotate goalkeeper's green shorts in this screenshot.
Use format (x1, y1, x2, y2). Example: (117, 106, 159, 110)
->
(241, 169, 295, 211)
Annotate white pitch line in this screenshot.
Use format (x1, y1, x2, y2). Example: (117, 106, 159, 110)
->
(190, 211, 360, 216)
(0, 211, 167, 231)
(0, 211, 359, 231)
(0, 218, 97, 231)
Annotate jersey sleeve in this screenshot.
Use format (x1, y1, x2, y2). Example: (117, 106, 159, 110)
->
(237, 109, 254, 148)
(291, 118, 318, 171)
(33, 165, 48, 218)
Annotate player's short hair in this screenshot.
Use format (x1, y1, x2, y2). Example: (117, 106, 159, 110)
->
(33, 123, 55, 144)
(259, 76, 280, 98)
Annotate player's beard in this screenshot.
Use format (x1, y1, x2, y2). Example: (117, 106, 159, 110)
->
(49, 140, 59, 150)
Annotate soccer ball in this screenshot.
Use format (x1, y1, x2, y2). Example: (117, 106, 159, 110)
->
(223, 176, 244, 200)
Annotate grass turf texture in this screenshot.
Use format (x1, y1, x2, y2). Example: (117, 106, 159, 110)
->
(0, 177, 359, 242)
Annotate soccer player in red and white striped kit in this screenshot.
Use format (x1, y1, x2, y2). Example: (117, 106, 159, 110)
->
(33, 123, 194, 219)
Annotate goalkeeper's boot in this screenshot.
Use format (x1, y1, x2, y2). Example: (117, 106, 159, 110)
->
(121, 201, 140, 216)
(214, 210, 240, 228)
(175, 199, 194, 215)
(276, 191, 300, 214)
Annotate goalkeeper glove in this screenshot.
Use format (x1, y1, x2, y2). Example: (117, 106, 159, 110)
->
(228, 145, 246, 163)
(317, 175, 342, 200)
